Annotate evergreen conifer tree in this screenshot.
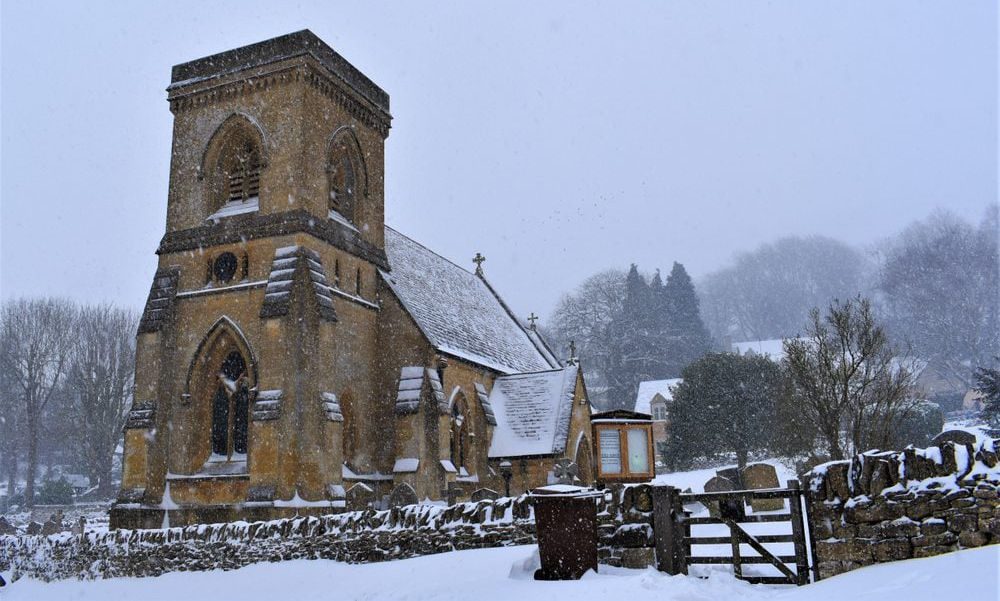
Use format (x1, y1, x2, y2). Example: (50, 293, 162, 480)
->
(662, 262, 713, 376)
(606, 265, 654, 407)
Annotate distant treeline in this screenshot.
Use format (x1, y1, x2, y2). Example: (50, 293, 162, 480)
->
(548, 205, 999, 408)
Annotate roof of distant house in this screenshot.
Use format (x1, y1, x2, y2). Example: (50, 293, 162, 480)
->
(731, 338, 797, 361)
(633, 378, 682, 415)
(382, 227, 559, 375)
(487, 366, 579, 458)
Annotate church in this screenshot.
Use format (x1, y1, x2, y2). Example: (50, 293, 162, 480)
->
(111, 30, 595, 529)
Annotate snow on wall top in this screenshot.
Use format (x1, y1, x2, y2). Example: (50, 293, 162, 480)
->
(169, 30, 390, 115)
(633, 378, 682, 415)
(487, 365, 578, 458)
(382, 227, 557, 375)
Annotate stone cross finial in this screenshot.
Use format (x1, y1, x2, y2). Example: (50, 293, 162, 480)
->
(527, 313, 538, 330)
(553, 458, 579, 485)
(472, 252, 486, 276)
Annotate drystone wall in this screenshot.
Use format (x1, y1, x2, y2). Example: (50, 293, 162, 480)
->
(598, 484, 656, 568)
(806, 437, 1000, 579)
(2, 486, 655, 582)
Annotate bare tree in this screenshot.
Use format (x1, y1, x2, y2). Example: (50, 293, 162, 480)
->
(66, 304, 138, 496)
(876, 206, 999, 390)
(784, 296, 917, 460)
(700, 236, 870, 343)
(0, 298, 76, 506)
(0, 357, 23, 501)
(547, 269, 626, 404)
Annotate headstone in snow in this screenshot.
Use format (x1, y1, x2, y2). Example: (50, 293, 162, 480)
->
(346, 483, 375, 512)
(0, 516, 15, 535)
(389, 483, 418, 508)
(715, 466, 743, 489)
(71, 516, 86, 536)
(444, 482, 464, 506)
(702, 475, 736, 518)
(931, 430, 978, 447)
(471, 488, 499, 502)
(741, 463, 783, 512)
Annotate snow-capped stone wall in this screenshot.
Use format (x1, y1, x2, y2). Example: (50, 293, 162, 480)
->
(1, 486, 656, 582)
(806, 437, 1000, 579)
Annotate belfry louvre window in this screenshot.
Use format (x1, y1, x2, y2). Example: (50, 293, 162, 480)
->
(226, 139, 261, 202)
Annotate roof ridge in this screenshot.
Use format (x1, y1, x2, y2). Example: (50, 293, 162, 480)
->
(477, 271, 562, 370)
(496, 366, 571, 379)
(384, 225, 477, 277)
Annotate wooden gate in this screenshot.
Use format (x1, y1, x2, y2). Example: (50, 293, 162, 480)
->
(652, 480, 817, 585)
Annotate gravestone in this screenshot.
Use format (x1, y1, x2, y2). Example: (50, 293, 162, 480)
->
(702, 475, 736, 518)
(716, 466, 743, 489)
(346, 483, 375, 512)
(553, 458, 579, 485)
(0, 516, 15, 535)
(930, 430, 978, 447)
(444, 482, 464, 506)
(389, 482, 418, 508)
(40, 517, 63, 536)
(471, 487, 499, 502)
(71, 516, 86, 536)
(25, 521, 42, 535)
(741, 463, 783, 512)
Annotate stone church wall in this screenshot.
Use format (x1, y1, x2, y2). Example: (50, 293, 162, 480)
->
(805, 438, 1000, 579)
(2, 487, 653, 582)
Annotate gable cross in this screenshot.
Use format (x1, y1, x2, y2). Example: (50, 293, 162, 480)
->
(527, 313, 539, 330)
(472, 252, 486, 277)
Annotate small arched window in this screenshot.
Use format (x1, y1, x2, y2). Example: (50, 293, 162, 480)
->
(450, 397, 470, 470)
(326, 130, 366, 225)
(211, 350, 250, 458)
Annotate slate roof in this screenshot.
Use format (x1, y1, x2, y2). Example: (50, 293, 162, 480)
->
(487, 365, 579, 458)
(633, 378, 682, 415)
(382, 227, 558, 375)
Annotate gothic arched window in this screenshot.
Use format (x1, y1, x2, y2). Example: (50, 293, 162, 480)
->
(450, 396, 470, 470)
(211, 350, 250, 458)
(202, 115, 267, 220)
(326, 130, 366, 225)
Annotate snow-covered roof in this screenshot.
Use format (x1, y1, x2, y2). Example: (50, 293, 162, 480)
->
(487, 365, 579, 458)
(382, 227, 558, 374)
(633, 378, 682, 415)
(731, 338, 796, 361)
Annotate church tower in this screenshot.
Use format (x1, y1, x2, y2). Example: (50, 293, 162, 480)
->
(113, 31, 392, 528)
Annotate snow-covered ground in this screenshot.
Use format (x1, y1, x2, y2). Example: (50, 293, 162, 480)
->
(3, 542, 996, 600)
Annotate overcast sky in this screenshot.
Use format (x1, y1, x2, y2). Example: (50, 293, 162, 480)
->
(1, 1, 996, 322)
